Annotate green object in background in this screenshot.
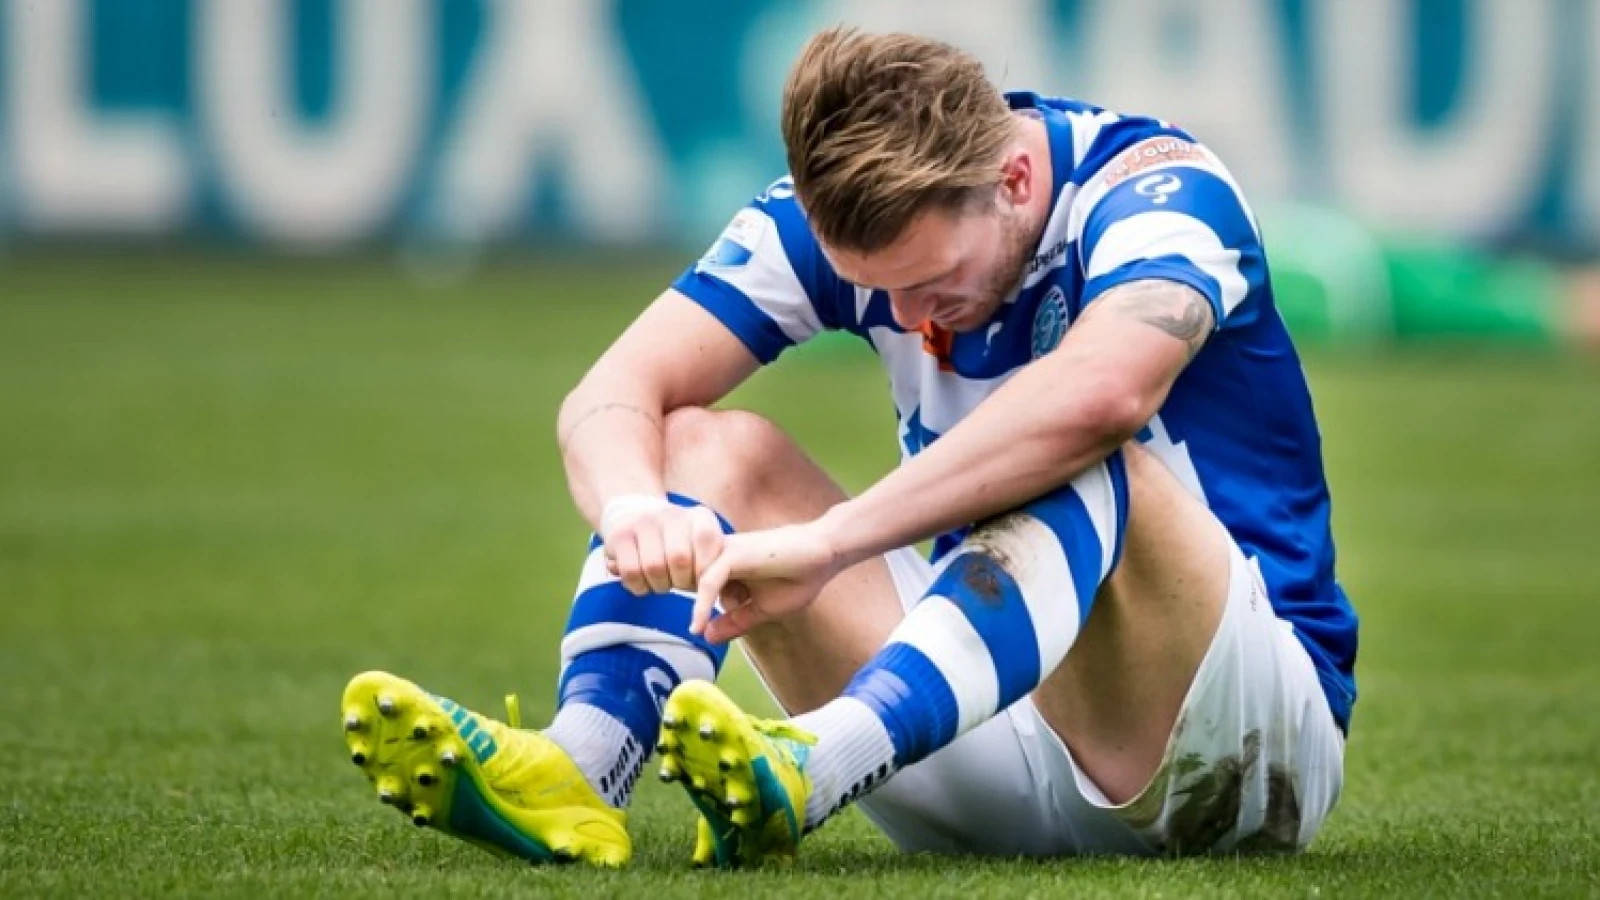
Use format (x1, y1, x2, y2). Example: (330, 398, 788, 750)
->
(1265, 204, 1567, 346)
(1385, 242, 1560, 343)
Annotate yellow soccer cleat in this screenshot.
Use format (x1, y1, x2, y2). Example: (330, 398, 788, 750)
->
(656, 680, 815, 868)
(339, 671, 630, 867)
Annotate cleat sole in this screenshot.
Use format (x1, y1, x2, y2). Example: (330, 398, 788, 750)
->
(339, 670, 630, 868)
(656, 681, 807, 868)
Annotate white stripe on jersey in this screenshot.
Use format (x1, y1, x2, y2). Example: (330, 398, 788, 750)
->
(871, 327, 1015, 440)
(697, 207, 825, 345)
(1021, 185, 1080, 291)
(1062, 108, 1123, 167)
(1085, 211, 1250, 315)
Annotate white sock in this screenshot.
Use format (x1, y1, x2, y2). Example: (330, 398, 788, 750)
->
(792, 697, 898, 830)
(544, 703, 645, 808)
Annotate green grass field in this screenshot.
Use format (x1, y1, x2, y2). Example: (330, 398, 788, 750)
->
(1, 253, 1597, 897)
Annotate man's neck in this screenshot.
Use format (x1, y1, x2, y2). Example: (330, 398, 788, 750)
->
(1016, 113, 1056, 245)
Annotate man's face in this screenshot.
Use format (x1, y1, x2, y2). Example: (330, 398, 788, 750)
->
(825, 194, 1038, 334)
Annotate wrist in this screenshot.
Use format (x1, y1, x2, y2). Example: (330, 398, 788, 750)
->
(813, 501, 868, 571)
(599, 493, 671, 537)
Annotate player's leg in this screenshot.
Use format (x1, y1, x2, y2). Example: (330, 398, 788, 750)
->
(336, 406, 895, 867)
(1017, 445, 1345, 853)
(659, 440, 1277, 864)
(664, 444, 1342, 862)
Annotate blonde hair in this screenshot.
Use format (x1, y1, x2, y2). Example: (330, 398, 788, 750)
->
(780, 27, 1015, 254)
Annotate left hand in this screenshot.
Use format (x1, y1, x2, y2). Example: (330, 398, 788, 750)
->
(690, 521, 844, 644)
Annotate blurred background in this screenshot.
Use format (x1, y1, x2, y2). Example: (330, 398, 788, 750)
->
(1, 1, 1597, 894)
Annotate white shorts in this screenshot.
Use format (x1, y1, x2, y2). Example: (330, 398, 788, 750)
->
(848, 540, 1345, 856)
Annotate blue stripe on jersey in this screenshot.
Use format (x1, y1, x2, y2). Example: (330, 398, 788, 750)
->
(1078, 165, 1267, 328)
(1082, 256, 1225, 324)
(761, 187, 856, 332)
(841, 642, 960, 767)
(670, 268, 794, 364)
(928, 553, 1041, 707)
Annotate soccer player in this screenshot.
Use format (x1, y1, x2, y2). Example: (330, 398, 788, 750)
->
(338, 28, 1356, 866)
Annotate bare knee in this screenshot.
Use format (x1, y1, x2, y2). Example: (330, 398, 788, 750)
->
(660, 407, 795, 516)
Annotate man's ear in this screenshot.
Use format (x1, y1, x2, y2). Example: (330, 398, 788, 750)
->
(997, 148, 1033, 208)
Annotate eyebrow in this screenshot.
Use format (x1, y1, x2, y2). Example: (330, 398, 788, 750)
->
(855, 263, 958, 294)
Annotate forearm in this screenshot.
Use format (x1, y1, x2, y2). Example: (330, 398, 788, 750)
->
(557, 380, 668, 529)
(817, 279, 1211, 568)
(818, 361, 1131, 566)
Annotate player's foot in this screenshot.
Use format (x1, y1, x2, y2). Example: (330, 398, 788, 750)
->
(655, 680, 815, 868)
(339, 671, 630, 867)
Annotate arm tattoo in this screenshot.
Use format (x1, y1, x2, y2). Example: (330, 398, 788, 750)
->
(558, 402, 660, 452)
(1092, 279, 1214, 358)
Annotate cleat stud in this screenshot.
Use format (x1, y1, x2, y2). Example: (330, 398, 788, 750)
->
(690, 774, 707, 791)
(725, 793, 742, 807)
(730, 807, 756, 826)
(411, 803, 433, 827)
(376, 695, 397, 716)
(658, 756, 682, 782)
(698, 721, 716, 740)
(438, 748, 459, 768)
(412, 813, 429, 827)
(718, 753, 736, 772)
(350, 751, 367, 766)
(343, 713, 363, 732)
(377, 776, 403, 806)
(662, 713, 680, 729)
(416, 769, 437, 787)
(655, 740, 669, 754)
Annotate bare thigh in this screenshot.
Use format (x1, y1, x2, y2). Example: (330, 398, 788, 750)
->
(1031, 444, 1233, 804)
(657, 407, 904, 713)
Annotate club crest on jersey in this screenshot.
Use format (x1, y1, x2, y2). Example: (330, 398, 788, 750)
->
(696, 208, 767, 272)
(1032, 285, 1069, 358)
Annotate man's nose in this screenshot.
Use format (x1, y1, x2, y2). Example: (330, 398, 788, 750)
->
(889, 291, 935, 329)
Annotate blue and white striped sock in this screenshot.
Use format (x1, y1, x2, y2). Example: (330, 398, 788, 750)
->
(544, 494, 733, 808)
(795, 456, 1129, 829)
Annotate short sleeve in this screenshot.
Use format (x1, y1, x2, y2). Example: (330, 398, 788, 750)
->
(1072, 138, 1268, 330)
(671, 179, 855, 363)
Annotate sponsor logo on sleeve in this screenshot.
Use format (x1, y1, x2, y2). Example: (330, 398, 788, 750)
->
(1134, 172, 1184, 205)
(1100, 136, 1206, 188)
(696, 207, 768, 272)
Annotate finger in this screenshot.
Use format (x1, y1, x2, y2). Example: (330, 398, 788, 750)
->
(689, 507, 725, 580)
(663, 518, 696, 591)
(634, 522, 672, 595)
(706, 595, 765, 644)
(691, 558, 729, 636)
(723, 581, 751, 607)
(605, 554, 619, 578)
(611, 531, 648, 596)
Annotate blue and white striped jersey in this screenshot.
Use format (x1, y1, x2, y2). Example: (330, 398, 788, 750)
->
(670, 92, 1358, 732)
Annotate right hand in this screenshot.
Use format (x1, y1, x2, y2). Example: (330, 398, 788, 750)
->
(600, 495, 726, 596)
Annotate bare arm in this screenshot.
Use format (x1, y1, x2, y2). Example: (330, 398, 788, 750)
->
(557, 289, 761, 529)
(816, 279, 1214, 566)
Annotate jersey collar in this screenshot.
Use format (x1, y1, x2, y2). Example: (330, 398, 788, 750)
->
(1004, 91, 1075, 212)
